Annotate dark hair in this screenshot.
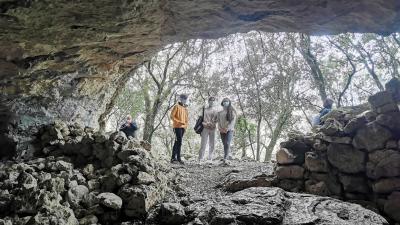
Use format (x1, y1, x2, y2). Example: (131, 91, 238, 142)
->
(179, 94, 188, 100)
(323, 98, 334, 108)
(221, 98, 235, 122)
(208, 96, 216, 101)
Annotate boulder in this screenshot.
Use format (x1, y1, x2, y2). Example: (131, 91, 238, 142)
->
(375, 112, 400, 132)
(304, 152, 328, 173)
(372, 178, 400, 194)
(362, 110, 378, 122)
(220, 173, 276, 192)
(339, 174, 369, 194)
(276, 148, 304, 165)
(308, 172, 342, 196)
(159, 203, 186, 225)
(384, 192, 400, 223)
(313, 139, 327, 152)
(280, 139, 310, 155)
(319, 135, 352, 144)
(343, 116, 367, 134)
(186, 187, 388, 225)
(119, 185, 162, 218)
(79, 215, 98, 225)
(368, 91, 395, 109)
(305, 180, 330, 196)
(327, 143, 365, 173)
(375, 103, 399, 114)
(367, 150, 400, 179)
(97, 192, 123, 210)
(67, 185, 89, 208)
(385, 77, 400, 102)
(275, 165, 304, 179)
(277, 179, 303, 192)
(352, 122, 392, 151)
(386, 140, 398, 149)
(319, 118, 343, 136)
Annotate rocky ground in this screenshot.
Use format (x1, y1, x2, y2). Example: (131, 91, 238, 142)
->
(155, 160, 390, 225)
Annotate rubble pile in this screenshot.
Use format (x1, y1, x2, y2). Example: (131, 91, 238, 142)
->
(0, 121, 174, 225)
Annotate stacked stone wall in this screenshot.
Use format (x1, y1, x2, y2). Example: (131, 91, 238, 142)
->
(275, 81, 400, 223)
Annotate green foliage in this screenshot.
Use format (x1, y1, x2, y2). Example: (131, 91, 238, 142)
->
(115, 86, 144, 122)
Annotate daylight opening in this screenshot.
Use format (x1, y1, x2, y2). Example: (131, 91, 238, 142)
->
(107, 31, 400, 162)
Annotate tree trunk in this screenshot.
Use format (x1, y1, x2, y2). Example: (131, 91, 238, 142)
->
(298, 34, 327, 102)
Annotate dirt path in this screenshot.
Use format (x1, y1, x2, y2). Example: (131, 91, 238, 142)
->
(167, 160, 274, 203)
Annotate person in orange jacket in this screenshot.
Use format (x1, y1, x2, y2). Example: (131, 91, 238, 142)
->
(170, 94, 189, 164)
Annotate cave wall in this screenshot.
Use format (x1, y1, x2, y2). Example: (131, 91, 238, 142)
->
(1, 0, 400, 157)
(274, 82, 400, 223)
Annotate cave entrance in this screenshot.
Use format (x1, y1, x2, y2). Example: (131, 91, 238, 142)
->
(106, 31, 400, 162)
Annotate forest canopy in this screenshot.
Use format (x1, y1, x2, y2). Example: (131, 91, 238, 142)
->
(106, 32, 400, 162)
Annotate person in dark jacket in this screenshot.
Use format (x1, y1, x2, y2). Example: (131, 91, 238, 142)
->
(119, 115, 138, 138)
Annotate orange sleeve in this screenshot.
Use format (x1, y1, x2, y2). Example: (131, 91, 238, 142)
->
(170, 105, 177, 121)
(185, 108, 189, 125)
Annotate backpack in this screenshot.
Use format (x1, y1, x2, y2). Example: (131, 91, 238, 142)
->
(194, 107, 205, 134)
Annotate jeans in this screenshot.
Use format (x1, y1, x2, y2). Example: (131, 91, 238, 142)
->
(199, 128, 216, 160)
(172, 128, 185, 161)
(220, 130, 233, 160)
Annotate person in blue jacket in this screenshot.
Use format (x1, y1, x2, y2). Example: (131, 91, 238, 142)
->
(312, 98, 334, 126)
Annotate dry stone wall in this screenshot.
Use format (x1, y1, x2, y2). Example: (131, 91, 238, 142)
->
(275, 78, 400, 223)
(0, 121, 174, 225)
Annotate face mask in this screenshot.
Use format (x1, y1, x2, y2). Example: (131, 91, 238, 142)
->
(209, 100, 215, 107)
(222, 101, 230, 108)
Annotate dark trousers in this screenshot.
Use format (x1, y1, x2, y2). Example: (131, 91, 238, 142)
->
(220, 131, 233, 159)
(172, 128, 185, 161)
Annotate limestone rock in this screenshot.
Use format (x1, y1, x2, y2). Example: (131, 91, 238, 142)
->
(319, 135, 352, 145)
(372, 178, 400, 194)
(368, 91, 395, 109)
(352, 122, 392, 151)
(220, 173, 276, 192)
(375, 112, 400, 132)
(79, 215, 98, 225)
(97, 192, 123, 210)
(384, 192, 400, 223)
(343, 116, 367, 134)
(277, 179, 304, 192)
(186, 187, 388, 225)
(304, 152, 328, 173)
(339, 175, 369, 194)
(276, 148, 304, 165)
(280, 139, 310, 155)
(319, 118, 343, 136)
(67, 185, 89, 208)
(327, 143, 365, 173)
(385, 77, 400, 102)
(276, 165, 304, 179)
(159, 203, 186, 225)
(305, 180, 330, 196)
(119, 185, 162, 218)
(367, 150, 400, 179)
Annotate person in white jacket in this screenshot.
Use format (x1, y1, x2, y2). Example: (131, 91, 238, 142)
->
(217, 97, 237, 161)
(198, 96, 219, 161)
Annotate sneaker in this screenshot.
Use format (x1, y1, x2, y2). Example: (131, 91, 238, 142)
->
(170, 159, 178, 164)
(178, 160, 185, 165)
